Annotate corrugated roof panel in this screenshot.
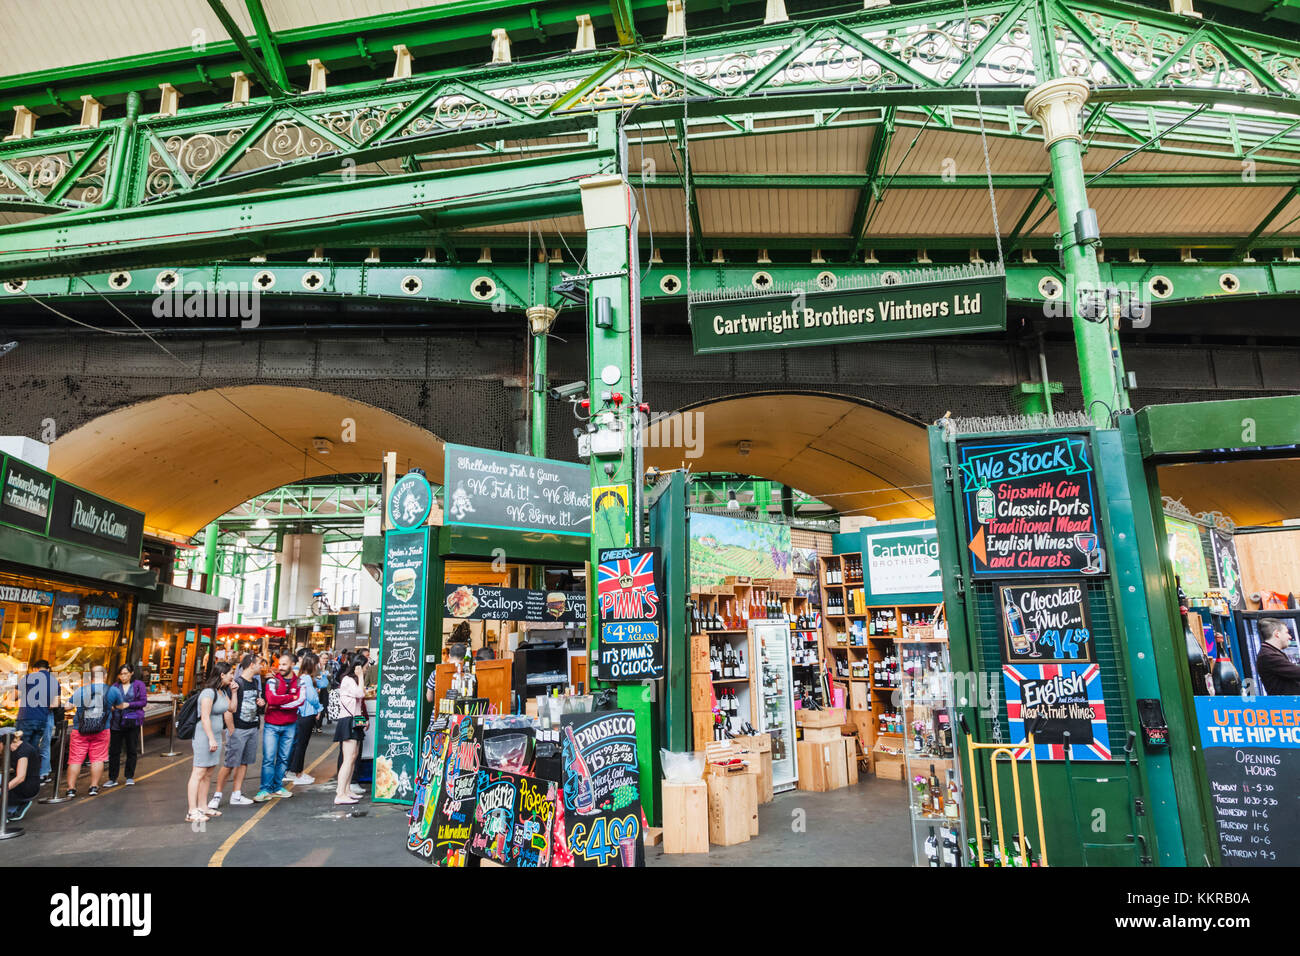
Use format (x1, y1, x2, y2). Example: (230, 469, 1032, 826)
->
(885, 129, 1049, 176)
(866, 188, 1035, 238)
(1049, 187, 1295, 237)
(697, 188, 858, 236)
(684, 128, 871, 175)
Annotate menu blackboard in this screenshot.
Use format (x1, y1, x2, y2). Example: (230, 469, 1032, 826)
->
(444, 443, 591, 536)
(374, 527, 429, 805)
(958, 434, 1105, 578)
(431, 716, 483, 867)
(595, 547, 665, 682)
(998, 581, 1094, 663)
(443, 584, 586, 623)
(467, 769, 559, 867)
(560, 709, 644, 866)
(406, 720, 452, 863)
(0, 455, 52, 535)
(1196, 697, 1300, 866)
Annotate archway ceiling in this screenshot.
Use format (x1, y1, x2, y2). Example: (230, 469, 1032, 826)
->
(1158, 458, 1300, 528)
(643, 392, 934, 522)
(48, 385, 444, 539)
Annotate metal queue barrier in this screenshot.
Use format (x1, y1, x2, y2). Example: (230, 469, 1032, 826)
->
(38, 715, 72, 805)
(0, 727, 21, 840)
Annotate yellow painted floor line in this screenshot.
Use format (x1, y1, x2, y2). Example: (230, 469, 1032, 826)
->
(42, 751, 190, 819)
(208, 742, 338, 868)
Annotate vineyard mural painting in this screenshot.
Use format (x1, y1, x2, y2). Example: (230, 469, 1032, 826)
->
(690, 513, 793, 590)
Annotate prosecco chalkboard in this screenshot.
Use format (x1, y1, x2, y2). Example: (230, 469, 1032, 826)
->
(959, 434, 1105, 578)
(444, 443, 591, 536)
(560, 709, 644, 867)
(1196, 697, 1300, 866)
(998, 581, 1094, 664)
(443, 584, 586, 623)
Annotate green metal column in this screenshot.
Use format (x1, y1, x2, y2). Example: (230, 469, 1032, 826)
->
(202, 521, 219, 596)
(233, 548, 247, 625)
(1026, 80, 1129, 427)
(581, 112, 658, 823)
(270, 528, 284, 621)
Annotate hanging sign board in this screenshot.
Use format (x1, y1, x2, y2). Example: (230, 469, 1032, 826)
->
(374, 526, 430, 805)
(1003, 662, 1111, 761)
(864, 526, 942, 597)
(1196, 696, 1300, 866)
(689, 273, 1006, 354)
(560, 709, 644, 866)
(998, 582, 1094, 664)
(444, 443, 591, 536)
(443, 584, 586, 623)
(595, 547, 665, 682)
(958, 434, 1105, 577)
(0, 455, 52, 535)
(1211, 528, 1245, 611)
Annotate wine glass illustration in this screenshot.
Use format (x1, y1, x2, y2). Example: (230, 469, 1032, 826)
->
(1073, 531, 1101, 574)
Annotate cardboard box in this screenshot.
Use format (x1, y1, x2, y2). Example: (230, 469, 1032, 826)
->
(707, 765, 752, 846)
(662, 781, 709, 854)
(796, 707, 846, 729)
(797, 738, 849, 792)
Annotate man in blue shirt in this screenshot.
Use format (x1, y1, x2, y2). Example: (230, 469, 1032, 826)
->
(15, 659, 60, 782)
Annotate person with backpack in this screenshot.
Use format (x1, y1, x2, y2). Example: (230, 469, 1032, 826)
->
(103, 664, 147, 788)
(209, 653, 263, 810)
(186, 663, 234, 824)
(65, 666, 111, 799)
(254, 654, 304, 802)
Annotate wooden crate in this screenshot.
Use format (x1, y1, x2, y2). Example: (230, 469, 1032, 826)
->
(873, 751, 906, 781)
(844, 738, 860, 785)
(801, 725, 841, 744)
(690, 634, 709, 673)
(732, 733, 773, 804)
(706, 765, 752, 846)
(796, 707, 846, 729)
(692, 710, 715, 748)
(662, 781, 709, 854)
(691, 673, 715, 712)
(849, 681, 869, 711)
(796, 738, 849, 792)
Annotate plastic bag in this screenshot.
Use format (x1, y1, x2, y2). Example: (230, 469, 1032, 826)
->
(660, 749, 705, 783)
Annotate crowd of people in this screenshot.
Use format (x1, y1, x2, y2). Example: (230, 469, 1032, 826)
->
(4, 647, 377, 824)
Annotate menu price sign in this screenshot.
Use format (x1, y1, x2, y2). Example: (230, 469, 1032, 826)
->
(998, 582, 1094, 664)
(443, 584, 586, 623)
(407, 720, 453, 863)
(430, 716, 484, 867)
(959, 434, 1105, 578)
(374, 527, 430, 805)
(467, 769, 559, 868)
(1196, 697, 1300, 866)
(560, 710, 644, 866)
(595, 547, 665, 682)
(444, 443, 591, 536)
(1003, 662, 1111, 761)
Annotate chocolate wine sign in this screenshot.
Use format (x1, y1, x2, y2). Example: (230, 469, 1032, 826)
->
(998, 582, 1094, 664)
(959, 434, 1105, 578)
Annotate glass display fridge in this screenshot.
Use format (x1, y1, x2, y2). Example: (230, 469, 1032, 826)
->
(754, 621, 798, 792)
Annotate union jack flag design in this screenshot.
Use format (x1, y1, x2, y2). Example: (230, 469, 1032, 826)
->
(1003, 662, 1111, 761)
(597, 552, 659, 620)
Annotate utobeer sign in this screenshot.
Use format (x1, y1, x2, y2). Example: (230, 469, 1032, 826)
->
(689, 273, 1006, 354)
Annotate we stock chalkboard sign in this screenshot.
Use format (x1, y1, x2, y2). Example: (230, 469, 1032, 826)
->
(1196, 697, 1300, 866)
(959, 434, 1105, 578)
(560, 710, 644, 866)
(443, 443, 591, 536)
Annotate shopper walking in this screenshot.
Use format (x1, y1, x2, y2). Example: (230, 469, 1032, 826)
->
(5, 730, 41, 820)
(286, 654, 322, 784)
(209, 653, 263, 809)
(14, 659, 60, 782)
(65, 667, 111, 799)
(254, 654, 303, 802)
(104, 664, 147, 788)
(333, 651, 369, 805)
(186, 663, 233, 824)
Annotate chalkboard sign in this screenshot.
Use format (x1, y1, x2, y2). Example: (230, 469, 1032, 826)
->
(998, 582, 1094, 663)
(467, 769, 559, 867)
(0, 455, 52, 535)
(1003, 662, 1111, 760)
(595, 547, 665, 682)
(560, 709, 644, 866)
(374, 527, 430, 805)
(431, 716, 483, 867)
(444, 443, 591, 536)
(958, 434, 1105, 578)
(406, 720, 452, 863)
(443, 584, 586, 623)
(1196, 696, 1300, 866)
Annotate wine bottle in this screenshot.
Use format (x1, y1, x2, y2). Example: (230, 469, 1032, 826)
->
(925, 826, 940, 867)
(1179, 581, 1210, 696)
(737, 649, 746, 678)
(1212, 634, 1241, 696)
(929, 763, 944, 815)
(945, 769, 959, 819)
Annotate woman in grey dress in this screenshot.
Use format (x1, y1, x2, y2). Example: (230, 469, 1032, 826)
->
(186, 663, 233, 824)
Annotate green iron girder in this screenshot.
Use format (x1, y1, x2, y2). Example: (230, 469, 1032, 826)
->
(12, 258, 1300, 310)
(204, 0, 290, 97)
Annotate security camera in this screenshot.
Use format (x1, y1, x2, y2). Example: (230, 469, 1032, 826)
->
(549, 381, 587, 401)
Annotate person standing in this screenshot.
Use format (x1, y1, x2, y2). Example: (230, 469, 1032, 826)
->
(65, 667, 111, 799)
(333, 652, 369, 805)
(286, 654, 322, 784)
(5, 730, 40, 820)
(1256, 618, 1300, 694)
(254, 654, 303, 802)
(186, 663, 233, 823)
(14, 659, 60, 783)
(209, 653, 263, 809)
(104, 664, 147, 788)
(314, 663, 330, 733)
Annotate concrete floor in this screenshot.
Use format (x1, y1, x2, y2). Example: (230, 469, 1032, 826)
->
(1, 729, 914, 867)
